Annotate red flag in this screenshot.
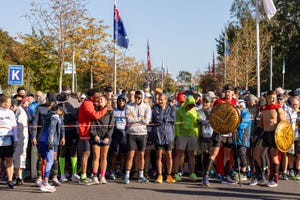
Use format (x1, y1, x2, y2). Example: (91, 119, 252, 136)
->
(147, 41, 151, 71)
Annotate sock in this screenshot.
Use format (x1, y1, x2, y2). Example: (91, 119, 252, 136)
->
(139, 170, 144, 178)
(59, 157, 65, 175)
(125, 170, 130, 178)
(100, 170, 105, 178)
(81, 173, 86, 180)
(92, 170, 98, 175)
(272, 163, 279, 182)
(70, 157, 78, 174)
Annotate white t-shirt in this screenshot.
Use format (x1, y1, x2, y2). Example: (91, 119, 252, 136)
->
(0, 107, 18, 142)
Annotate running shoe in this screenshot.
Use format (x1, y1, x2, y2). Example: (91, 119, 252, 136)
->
(16, 177, 24, 185)
(222, 176, 237, 184)
(202, 175, 210, 187)
(189, 173, 199, 181)
(138, 176, 149, 183)
(216, 173, 223, 182)
(282, 173, 288, 181)
(109, 173, 116, 180)
(52, 178, 62, 186)
(71, 174, 80, 183)
(60, 174, 68, 183)
(79, 178, 93, 186)
(289, 170, 295, 178)
(7, 181, 14, 189)
(155, 175, 163, 183)
(291, 174, 300, 180)
(36, 178, 43, 187)
(166, 175, 176, 183)
(100, 177, 107, 184)
(174, 173, 182, 181)
(92, 174, 99, 184)
(40, 182, 56, 193)
(122, 177, 130, 184)
(267, 179, 278, 187)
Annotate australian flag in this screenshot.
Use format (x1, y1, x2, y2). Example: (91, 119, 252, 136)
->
(114, 3, 129, 49)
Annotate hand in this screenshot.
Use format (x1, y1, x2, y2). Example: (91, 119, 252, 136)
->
(60, 138, 65, 146)
(94, 136, 100, 143)
(32, 138, 37, 145)
(103, 138, 109, 144)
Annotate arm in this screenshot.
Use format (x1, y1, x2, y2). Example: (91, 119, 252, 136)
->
(105, 111, 115, 139)
(81, 100, 108, 121)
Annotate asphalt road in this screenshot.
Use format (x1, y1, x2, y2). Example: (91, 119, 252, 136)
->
(1, 177, 300, 200)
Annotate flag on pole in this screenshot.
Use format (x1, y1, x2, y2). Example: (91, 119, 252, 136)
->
(147, 41, 151, 71)
(263, 0, 277, 20)
(114, 2, 129, 48)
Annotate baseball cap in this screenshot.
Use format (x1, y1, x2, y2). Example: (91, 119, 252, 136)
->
(224, 84, 233, 91)
(289, 90, 299, 97)
(142, 83, 150, 88)
(202, 95, 212, 103)
(177, 92, 186, 103)
(117, 94, 127, 101)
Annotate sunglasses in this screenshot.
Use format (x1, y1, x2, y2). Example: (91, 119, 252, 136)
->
(135, 96, 142, 100)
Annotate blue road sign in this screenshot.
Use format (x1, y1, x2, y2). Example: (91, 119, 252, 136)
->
(8, 65, 24, 85)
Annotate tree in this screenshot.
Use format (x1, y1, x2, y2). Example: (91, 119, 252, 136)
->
(25, 0, 87, 92)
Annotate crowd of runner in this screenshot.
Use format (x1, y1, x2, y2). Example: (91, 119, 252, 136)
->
(0, 84, 299, 192)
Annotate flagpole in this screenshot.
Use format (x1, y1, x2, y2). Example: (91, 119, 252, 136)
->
(256, 0, 261, 97)
(270, 45, 273, 90)
(113, 0, 117, 95)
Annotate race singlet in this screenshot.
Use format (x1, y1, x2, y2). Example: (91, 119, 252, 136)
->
(115, 117, 126, 130)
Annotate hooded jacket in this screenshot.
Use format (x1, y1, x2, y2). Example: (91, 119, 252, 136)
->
(233, 109, 252, 147)
(152, 103, 176, 145)
(126, 91, 151, 135)
(175, 96, 199, 137)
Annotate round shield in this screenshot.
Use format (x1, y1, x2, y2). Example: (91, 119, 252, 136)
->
(275, 120, 294, 152)
(209, 103, 240, 134)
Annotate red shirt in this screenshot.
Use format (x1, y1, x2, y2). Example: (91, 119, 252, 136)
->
(78, 99, 108, 140)
(213, 97, 237, 107)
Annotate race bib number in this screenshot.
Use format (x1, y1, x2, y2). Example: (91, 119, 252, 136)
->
(0, 135, 13, 146)
(202, 124, 213, 138)
(116, 117, 126, 130)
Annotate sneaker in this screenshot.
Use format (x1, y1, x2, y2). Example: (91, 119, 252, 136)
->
(174, 173, 182, 181)
(109, 173, 116, 180)
(234, 174, 247, 182)
(122, 177, 130, 184)
(36, 178, 43, 187)
(267, 179, 278, 187)
(282, 173, 288, 181)
(166, 175, 176, 183)
(216, 173, 223, 182)
(132, 171, 139, 180)
(79, 178, 93, 186)
(60, 174, 68, 183)
(16, 177, 24, 185)
(155, 175, 163, 183)
(258, 177, 266, 186)
(289, 170, 295, 178)
(52, 178, 62, 186)
(202, 175, 210, 187)
(100, 177, 107, 184)
(138, 176, 149, 183)
(92, 175, 99, 184)
(7, 181, 14, 189)
(222, 176, 237, 184)
(189, 173, 199, 181)
(71, 174, 80, 183)
(249, 178, 258, 186)
(291, 174, 300, 180)
(40, 182, 56, 193)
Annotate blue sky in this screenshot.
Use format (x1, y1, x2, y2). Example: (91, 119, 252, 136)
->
(0, 0, 233, 79)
